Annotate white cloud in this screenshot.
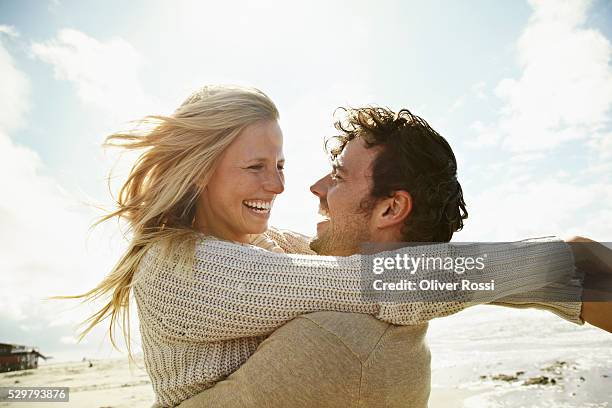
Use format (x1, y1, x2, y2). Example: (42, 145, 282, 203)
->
(449, 82, 487, 115)
(472, 81, 487, 100)
(60, 335, 87, 345)
(0, 37, 28, 131)
(455, 0, 612, 242)
(459, 177, 612, 241)
(0, 36, 130, 356)
(0, 25, 19, 38)
(587, 131, 612, 159)
(472, 0, 612, 153)
(508, 152, 546, 164)
(272, 81, 375, 236)
(449, 96, 465, 113)
(466, 120, 501, 148)
(31, 29, 157, 123)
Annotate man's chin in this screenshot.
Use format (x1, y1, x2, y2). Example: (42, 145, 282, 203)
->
(315, 219, 330, 236)
(309, 233, 357, 256)
(309, 234, 332, 255)
(309, 235, 323, 254)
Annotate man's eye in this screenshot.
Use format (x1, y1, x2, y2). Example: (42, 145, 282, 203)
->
(331, 173, 342, 181)
(248, 165, 264, 170)
(277, 164, 285, 171)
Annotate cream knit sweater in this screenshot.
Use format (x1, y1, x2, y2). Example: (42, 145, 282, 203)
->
(132, 229, 582, 407)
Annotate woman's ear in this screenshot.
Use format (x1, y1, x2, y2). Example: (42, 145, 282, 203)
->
(374, 191, 412, 230)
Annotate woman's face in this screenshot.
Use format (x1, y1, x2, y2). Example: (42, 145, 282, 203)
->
(195, 119, 285, 243)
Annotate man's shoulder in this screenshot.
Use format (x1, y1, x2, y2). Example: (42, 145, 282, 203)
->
(291, 312, 391, 362)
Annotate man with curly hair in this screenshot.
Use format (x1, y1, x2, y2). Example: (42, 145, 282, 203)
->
(178, 107, 610, 408)
(310, 107, 466, 255)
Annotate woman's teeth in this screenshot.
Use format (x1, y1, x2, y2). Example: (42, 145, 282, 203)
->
(243, 200, 272, 213)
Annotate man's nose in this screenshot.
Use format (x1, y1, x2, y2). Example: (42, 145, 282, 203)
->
(310, 174, 331, 198)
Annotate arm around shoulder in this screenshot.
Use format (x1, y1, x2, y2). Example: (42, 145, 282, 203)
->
(133, 237, 578, 342)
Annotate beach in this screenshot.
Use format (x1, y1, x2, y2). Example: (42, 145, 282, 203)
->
(0, 357, 154, 407)
(1, 306, 610, 407)
(427, 306, 612, 407)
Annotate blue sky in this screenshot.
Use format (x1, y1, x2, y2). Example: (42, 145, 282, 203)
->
(0, 0, 611, 359)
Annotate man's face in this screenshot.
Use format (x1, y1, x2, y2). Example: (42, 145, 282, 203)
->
(309, 138, 380, 256)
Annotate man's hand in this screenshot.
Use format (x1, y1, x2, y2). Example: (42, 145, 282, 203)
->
(565, 236, 612, 333)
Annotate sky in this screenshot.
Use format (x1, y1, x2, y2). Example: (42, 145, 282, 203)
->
(0, 0, 611, 360)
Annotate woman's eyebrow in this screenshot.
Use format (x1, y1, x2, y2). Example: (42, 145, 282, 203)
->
(245, 157, 286, 163)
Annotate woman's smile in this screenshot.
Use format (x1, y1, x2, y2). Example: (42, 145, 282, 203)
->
(243, 199, 274, 217)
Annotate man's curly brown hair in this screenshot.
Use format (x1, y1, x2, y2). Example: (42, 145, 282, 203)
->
(326, 107, 468, 243)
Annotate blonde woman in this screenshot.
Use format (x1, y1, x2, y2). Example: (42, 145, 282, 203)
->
(69, 85, 582, 407)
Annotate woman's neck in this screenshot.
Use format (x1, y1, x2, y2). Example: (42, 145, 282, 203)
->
(193, 209, 250, 244)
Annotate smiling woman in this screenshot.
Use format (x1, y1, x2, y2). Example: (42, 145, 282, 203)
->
(54, 85, 583, 408)
(56, 84, 284, 358)
(194, 119, 285, 243)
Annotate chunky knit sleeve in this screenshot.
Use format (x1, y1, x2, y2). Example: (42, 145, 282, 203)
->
(264, 227, 316, 255)
(266, 228, 584, 325)
(133, 237, 576, 343)
(490, 284, 583, 324)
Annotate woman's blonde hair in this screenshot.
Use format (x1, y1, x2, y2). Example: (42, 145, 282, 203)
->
(60, 85, 279, 360)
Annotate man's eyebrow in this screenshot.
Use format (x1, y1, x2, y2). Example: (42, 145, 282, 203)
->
(332, 162, 347, 174)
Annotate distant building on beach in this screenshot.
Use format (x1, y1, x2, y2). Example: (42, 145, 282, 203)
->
(0, 343, 48, 372)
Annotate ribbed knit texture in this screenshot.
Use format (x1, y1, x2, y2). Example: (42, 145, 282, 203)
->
(133, 229, 582, 407)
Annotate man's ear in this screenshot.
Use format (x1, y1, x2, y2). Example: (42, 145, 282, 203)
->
(373, 191, 412, 230)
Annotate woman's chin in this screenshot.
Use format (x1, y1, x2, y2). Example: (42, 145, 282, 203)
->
(255, 223, 269, 234)
(245, 221, 269, 235)
(243, 207, 272, 229)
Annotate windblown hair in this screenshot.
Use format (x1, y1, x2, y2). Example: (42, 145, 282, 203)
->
(327, 107, 467, 243)
(58, 85, 279, 359)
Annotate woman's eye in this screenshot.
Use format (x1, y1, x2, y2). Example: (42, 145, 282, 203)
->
(331, 173, 342, 181)
(246, 163, 284, 171)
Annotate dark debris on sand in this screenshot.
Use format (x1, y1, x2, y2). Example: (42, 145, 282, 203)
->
(481, 360, 582, 387)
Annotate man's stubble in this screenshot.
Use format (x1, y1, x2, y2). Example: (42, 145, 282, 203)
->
(309, 212, 372, 256)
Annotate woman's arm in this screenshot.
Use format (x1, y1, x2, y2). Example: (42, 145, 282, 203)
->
(494, 237, 612, 332)
(270, 227, 585, 325)
(133, 236, 576, 343)
(581, 301, 612, 332)
(490, 287, 583, 324)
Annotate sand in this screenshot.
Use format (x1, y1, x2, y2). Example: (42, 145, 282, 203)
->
(1, 306, 610, 407)
(0, 356, 154, 407)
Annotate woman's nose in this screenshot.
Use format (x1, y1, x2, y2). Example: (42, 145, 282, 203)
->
(264, 169, 285, 194)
